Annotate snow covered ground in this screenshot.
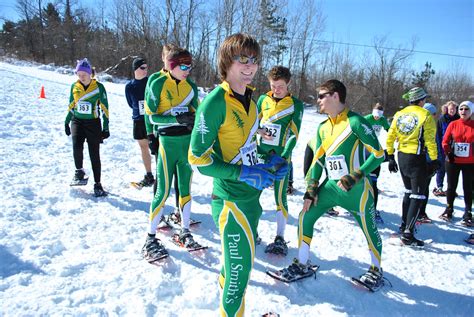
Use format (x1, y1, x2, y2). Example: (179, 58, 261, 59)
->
(0, 60, 472, 316)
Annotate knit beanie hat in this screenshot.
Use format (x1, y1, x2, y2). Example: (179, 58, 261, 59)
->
(168, 50, 192, 70)
(402, 87, 429, 103)
(459, 100, 474, 114)
(75, 58, 92, 75)
(132, 57, 146, 71)
(423, 103, 437, 115)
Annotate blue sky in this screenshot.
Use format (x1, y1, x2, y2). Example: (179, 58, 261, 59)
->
(1, 0, 472, 73)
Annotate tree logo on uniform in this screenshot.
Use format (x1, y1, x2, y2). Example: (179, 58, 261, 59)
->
(232, 110, 244, 134)
(361, 123, 375, 137)
(396, 113, 418, 135)
(166, 90, 173, 103)
(197, 112, 209, 143)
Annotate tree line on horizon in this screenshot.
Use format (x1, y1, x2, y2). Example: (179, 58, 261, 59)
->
(1, 0, 473, 115)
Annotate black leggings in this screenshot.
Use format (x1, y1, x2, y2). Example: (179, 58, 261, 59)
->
(369, 166, 381, 210)
(398, 152, 428, 232)
(71, 118, 102, 183)
(446, 162, 473, 212)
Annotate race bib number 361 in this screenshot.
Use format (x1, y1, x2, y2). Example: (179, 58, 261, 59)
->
(240, 142, 258, 166)
(326, 155, 349, 180)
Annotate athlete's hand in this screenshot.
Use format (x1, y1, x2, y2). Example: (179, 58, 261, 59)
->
(267, 154, 288, 180)
(447, 152, 455, 163)
(239, 165, 275, 190)
(302, 179, 318, 212)
(176, 112, 195, 125)
(387, 154, 398, 173)
(147, 134, 158, 155)
(101, 129, 110, 140)
(338, 170, 364, 192)
(257, 128, 273, 141)
(65, 123, 71, 136)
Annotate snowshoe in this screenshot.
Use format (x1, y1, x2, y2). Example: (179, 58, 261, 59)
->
(286, 184, 295, 195)
(130, 173, 154, 190)
(416, 215, 432, 224)
(461, 212, 473, 227)
(400, 233, 425, 247)
(327, 208, 339, 217)
(351, 266, 385, 292)
(266, 258, 319, 283)
(142, 236, 169, 262)
(262, 313, 280, 317)
(432, 188, 446, 197)
(265, 236, 288, 256)
(172, 229, 207, 252)
(157, 212, 201, 230)
(70, 169, 89, 186)
(439, 208, 453, 222)
(93, 183, 108, 197)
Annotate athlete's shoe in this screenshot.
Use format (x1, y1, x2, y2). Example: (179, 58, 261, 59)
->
(461, 211, 473, 227)
(417, 214, 432, 224)
(439, 208, 453, 222)
(433, 188, 446, 197)
(93, 183, 107, 197)
(286, 184, 295, 195)
(358, 266, 384, 290)
(177, 228, 200, 248)
(265, 236, 288, 256)
(400, 232, 424, 247)
(74, 169, 86, 181)
(139, 173, 155, 187)
(169, 210, 182, 225)
(327, 208, 339, 216)
(279, 258, 310, 280)
(142, 236, 168, 260)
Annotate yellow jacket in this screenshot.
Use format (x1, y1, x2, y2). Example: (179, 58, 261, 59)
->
(386, 105, 437, 160)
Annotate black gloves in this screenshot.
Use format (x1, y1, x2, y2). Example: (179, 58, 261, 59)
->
(427, 159, 441, 177)
(148, 134, 158, 155)
(447, 152, 455, 163)
(387, 154, 398, 173)
(339, 170, 364, 191)
(65, 123, 71, 136)
(176, 112, 195, 125)
(101, 129, 110, 140)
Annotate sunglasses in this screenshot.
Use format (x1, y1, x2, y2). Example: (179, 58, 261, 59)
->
(318, 92, 333, 100)
(139, 66, 148, 70)
(233, 55, 259, 65)
(459, 107, 470, 112)
(179, 64, 192, 71)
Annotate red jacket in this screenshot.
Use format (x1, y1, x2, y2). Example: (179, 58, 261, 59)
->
(442, 118, 474, 164)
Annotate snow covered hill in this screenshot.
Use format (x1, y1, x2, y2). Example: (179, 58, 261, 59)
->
(0, 60, 472, 316)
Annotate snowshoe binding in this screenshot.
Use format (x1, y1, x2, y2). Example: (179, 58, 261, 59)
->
(172, 229, 207, 252)
(265, 236, 288, 256)
(142, 236, 169, 262)
(461, 212, 473, 227)
(130, 173, 155, 190)
(351, 266, 385, 292)
(70, 169, 88, 186)
(266, 258, 319, 283)
(439, 208, 453, 222)
(93, 183, 107, 197)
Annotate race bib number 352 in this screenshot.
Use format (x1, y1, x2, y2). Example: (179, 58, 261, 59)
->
(326, 155, 349, 180)
(261, 123, 281, 146)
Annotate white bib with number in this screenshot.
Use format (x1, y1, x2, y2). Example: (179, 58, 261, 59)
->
(326, 155, 349, 180)
(454, 142, 470, 158)
(138, 100, 145, 116)
(171, 106, 189, 116)
(261, 123, 281, 146)
(77, 101, 92, 114)
(240, 142, 258, 166)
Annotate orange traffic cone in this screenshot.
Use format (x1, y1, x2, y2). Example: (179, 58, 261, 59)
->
(39, 85, 46, 99)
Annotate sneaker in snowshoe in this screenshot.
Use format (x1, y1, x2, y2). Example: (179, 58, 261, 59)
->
(93, 183, 107, 197)
(169, 210, 182, 225)
(286, 184, 295, 195)
(400, 232, 424, 247)
(266, 258, 318, 283)
(352, 266, 384, 292)
(417, 214, 432, 224)
(327, 208, 339, 216)
(433, 188, 446, 197)
(142, 236, 168, 262)
(265, 236, 288, 256)
(173, 228, 205, 250)
(439, 208, 453, 222)
(70, 169, 88, 186)
(461, 211, 473, 227)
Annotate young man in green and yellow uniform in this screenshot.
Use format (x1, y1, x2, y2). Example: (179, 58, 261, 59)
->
(257, 66, 304, 255)
(275, 79, 385, 290)
(141, 47, 200, 261)
(188, 33, 287, 316)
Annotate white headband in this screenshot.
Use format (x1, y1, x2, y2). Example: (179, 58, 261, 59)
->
(372, 109, 383, 117)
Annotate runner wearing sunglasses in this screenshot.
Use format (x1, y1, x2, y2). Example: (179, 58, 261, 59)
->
(141, 47, 201, 261)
